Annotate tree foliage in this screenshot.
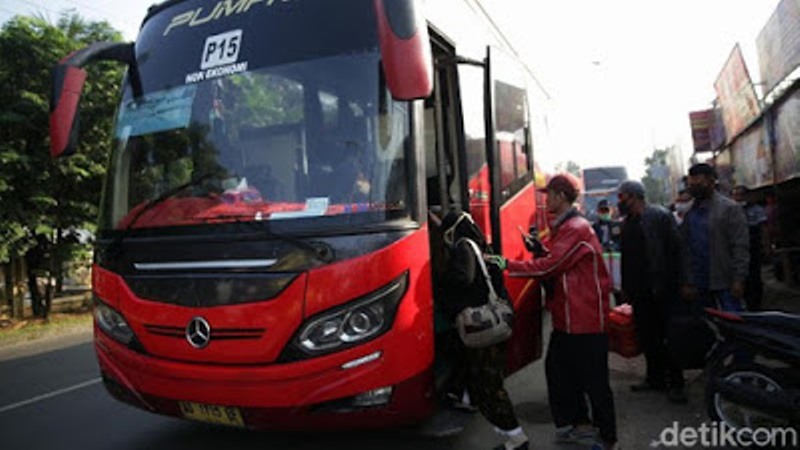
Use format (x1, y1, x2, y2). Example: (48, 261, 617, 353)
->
(642, 148, 671, 206)
(554, 160, 581, 177)
(0, 12, 123, 316)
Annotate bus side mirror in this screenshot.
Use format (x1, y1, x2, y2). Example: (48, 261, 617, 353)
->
(49, 42, 138, 158)
(50, 64, 87, 158)
(373, 0, 433, 100)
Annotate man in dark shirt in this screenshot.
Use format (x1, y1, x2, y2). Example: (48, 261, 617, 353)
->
(680, 164, 749, 312)
(618, 181, 686, 403)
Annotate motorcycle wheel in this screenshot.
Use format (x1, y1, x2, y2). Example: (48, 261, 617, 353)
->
(705, 362, 791, 431)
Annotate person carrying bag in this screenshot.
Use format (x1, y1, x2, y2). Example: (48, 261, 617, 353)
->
(439, 210, 529, 450)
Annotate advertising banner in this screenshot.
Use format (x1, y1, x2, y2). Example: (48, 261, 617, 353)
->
(731, 125, 772, 189)
(714, 150, 734, 194)
(710, 106, 727, 151)
(689, 109, 713, 153)
(773, 89, 800, 183)
(714, 45, 761, 142)
(756, 0, 800, 95)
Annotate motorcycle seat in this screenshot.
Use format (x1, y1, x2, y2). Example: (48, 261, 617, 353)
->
(739, 311, 800, 335)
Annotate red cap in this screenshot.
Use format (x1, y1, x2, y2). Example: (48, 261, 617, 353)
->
(539, 173, 579, 202)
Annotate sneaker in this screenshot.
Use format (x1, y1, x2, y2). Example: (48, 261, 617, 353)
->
(492, 440, 529, 450)
(446, 392, 478, 413)
(554, 425, 597, 444)
(666, 386, 688, 404)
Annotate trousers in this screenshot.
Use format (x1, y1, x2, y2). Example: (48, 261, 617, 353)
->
(545, 331, 617, 443)
(633, 296, 684, 387)
(464, 343, 519, 431)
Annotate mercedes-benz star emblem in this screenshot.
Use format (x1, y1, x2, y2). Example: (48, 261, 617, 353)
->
(186, 316, 211, 349)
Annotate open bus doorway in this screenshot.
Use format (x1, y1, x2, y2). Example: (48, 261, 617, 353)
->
(423, 34, 470, 401)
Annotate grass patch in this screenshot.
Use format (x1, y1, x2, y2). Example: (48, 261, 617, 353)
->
(0, 294, 94, 347)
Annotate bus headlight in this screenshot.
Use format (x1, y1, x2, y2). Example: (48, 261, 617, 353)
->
(95, 299, 135, 346)
(285, 271, 408, 360)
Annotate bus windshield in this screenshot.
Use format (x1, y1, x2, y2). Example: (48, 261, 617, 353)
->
(100, 0, 413, 231)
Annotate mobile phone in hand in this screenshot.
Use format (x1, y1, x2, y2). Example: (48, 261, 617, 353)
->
(518, 225, 546, 256)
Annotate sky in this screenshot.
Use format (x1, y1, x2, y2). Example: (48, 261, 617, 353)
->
(0, 0, 784, 179)
(487, 0, 783, 178)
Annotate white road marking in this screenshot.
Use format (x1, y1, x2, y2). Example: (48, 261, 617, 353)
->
(0, 377, 102, 414)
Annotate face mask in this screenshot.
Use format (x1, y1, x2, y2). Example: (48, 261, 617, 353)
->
(599, 213, 612, 221)
(675, 200, 693, 214)
(618, 200, 631, 216)
(689, 185, 710, 199)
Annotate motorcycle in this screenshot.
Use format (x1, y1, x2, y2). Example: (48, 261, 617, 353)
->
(704, 308, 800, 430)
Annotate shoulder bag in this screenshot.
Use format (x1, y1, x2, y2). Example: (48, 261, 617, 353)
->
(455, 239, 515, 348)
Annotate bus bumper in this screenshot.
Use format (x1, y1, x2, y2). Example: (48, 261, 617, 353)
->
(95, 329, 435, 430)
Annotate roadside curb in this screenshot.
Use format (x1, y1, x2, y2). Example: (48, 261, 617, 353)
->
(0, 327, 93, 362)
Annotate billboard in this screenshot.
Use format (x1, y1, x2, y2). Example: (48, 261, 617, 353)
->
(714, 149, 734, 194)
(689, 109, 713, 153)
(731, 125, 772, 189)
(714, 45, 761, 142)
(689, 106, 728, 153)
(710, 105, 727, 150)
(756, 0, 800, 96)
(773, 89, 800, 183)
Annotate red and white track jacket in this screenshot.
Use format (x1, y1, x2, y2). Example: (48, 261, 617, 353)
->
(508, 210, 611, 334)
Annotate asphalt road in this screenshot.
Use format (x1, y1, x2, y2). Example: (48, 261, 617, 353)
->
(0, 320, 714, 450)
(3, 267, 796, 449)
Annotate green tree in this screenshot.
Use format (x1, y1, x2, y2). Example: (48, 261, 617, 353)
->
(554, 160, 581, 177)
(0, 12, 123, 318)
(642, 148, 671, 206)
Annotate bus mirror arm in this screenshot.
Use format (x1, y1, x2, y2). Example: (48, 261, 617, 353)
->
(50, 42, 138, 158)
(452, 56, 485, 67)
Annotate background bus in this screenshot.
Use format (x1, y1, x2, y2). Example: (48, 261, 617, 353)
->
(581, 166, 629, 221)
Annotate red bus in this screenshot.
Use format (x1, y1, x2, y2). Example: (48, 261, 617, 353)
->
(49, 0, 550, 430)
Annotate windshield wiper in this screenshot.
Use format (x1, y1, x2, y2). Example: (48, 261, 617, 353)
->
(107, 171, 220, 256)
(201, 213, 335, 264)
(107, 177, 335, 265)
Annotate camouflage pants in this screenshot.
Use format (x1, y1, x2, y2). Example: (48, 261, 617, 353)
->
(464, 343, 520, 431)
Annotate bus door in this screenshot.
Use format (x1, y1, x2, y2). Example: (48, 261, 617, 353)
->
(425, 40, 542, 375)
(457, 47, 542, 374)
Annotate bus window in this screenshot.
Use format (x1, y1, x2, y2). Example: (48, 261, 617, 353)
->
(494, 79, 530, 200)
(458, 64, 491, 238)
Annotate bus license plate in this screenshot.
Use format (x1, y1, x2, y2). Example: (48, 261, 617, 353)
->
(179, 401, 245, 428)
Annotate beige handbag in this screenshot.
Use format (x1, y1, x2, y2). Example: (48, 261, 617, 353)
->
(455, 239, 514, 348)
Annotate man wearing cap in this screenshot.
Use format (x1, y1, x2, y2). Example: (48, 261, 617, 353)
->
(486, 173, 617, 450)
(617, 180, 686, 403)
(681, 163, 749, 312)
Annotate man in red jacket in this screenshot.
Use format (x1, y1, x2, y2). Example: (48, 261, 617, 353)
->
(487, 174, 617, 450)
